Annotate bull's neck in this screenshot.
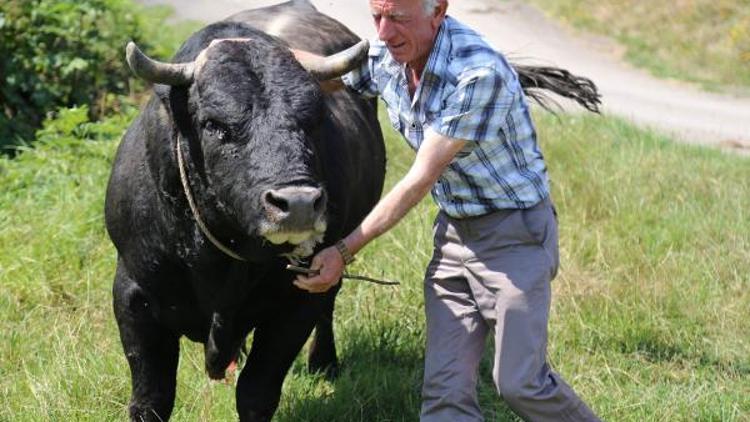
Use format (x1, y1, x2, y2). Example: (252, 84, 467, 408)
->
(175, 132, 247, 262)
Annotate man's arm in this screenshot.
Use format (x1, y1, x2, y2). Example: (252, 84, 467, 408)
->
(294, 131, 467, 293)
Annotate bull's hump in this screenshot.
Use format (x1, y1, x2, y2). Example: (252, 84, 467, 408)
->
(265, 14, 294, 38)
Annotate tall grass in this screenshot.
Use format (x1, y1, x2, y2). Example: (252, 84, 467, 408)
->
(0, 107, 748, 420)
(525, 0, 750, 92)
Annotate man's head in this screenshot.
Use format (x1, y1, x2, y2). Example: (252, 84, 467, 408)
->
(369, 0, 447, 73)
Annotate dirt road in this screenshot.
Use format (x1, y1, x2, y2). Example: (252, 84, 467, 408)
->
(137, 0, 750, 153)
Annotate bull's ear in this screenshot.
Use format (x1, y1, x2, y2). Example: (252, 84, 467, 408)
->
(153, 84, 171, 105)
(151, 84, 187, 128)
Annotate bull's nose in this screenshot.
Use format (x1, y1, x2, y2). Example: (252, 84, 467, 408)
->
(261, 186, 326, 227)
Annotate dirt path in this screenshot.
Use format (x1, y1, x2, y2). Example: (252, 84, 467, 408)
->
(137, 0, 750, 154)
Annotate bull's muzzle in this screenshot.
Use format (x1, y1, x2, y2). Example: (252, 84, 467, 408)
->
(260, 186, 327, 246)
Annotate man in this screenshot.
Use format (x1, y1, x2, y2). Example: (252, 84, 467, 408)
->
(294, 0, 599, 420)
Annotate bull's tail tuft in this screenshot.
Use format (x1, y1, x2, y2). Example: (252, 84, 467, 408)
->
(515, 65, 602, 114)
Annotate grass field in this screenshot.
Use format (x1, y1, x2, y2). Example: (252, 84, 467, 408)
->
(525, 0, 750, 92)
(0, 104, 750, 422)
(0, 103, 748, 420)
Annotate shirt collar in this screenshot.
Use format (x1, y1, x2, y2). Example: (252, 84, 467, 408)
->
(421, 16, 451, 87)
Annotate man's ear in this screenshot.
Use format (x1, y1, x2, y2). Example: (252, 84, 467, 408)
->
(431, 0, 448, 27)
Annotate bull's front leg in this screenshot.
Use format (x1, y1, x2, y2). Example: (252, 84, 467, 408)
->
(113, 262, 180, 422)
(235, 296, 318, 422)
(204, 262, 257, 380)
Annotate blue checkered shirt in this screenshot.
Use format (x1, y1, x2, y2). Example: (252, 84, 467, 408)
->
(342, 16, 549, 218)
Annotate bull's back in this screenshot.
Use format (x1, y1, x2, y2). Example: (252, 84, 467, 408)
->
(227, 0, 356, 55)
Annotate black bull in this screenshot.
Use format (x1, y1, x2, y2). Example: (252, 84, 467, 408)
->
(105, 1, 600, 421)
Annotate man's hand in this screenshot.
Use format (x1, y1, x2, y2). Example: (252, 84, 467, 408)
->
(293, 246, 345, 293)
(293, 130, 465, 294)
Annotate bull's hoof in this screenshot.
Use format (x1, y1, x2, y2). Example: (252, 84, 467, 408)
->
(205, 341, 242, 381)
(239, 409, 273, 422)
(308, 360, 340, 380)
(205, 354, 227, 380)
(308, 338, 339, 380)
(206, 367, 226, 380)
(129, 403, 171, 422)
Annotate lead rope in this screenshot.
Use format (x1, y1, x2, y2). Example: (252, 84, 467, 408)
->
(176, 135, 247, 261)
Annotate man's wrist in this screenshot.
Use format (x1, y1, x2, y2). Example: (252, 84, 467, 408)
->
(334, 239, 355, 265)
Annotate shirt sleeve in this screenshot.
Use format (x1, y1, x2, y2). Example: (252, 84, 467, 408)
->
(341, 41, 385, 99)
(431, 66, 517, 143)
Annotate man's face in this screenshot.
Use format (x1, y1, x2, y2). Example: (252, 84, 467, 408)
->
(369, 0, 443, 71)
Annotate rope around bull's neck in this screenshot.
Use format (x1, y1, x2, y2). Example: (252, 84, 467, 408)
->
(176, 135, 247, 261)
(175, 135, 400, 286)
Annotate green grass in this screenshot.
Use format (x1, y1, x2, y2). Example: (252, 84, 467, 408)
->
(1, 107, 748, 421)
(524, 0, 750, 92)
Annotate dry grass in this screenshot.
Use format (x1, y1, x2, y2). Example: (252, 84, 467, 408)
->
(526, 0, 750, 92)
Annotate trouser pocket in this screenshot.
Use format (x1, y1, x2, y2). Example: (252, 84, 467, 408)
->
(520, 201, 559, 280)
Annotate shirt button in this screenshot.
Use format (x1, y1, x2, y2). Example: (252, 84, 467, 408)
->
(411, 123, 416, 128)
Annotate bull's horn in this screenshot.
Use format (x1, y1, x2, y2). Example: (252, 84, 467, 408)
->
(126, 41, 195, 86)
(298, 39, 369, 81)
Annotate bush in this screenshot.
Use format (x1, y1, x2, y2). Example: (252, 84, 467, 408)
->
(0, 0, 189, 153)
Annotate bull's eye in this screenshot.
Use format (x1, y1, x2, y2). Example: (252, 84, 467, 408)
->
(203, 120, 228, 142)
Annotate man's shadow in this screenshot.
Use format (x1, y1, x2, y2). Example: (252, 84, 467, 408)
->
(276, 322, 425, 421)
(274, 321, 521, 421)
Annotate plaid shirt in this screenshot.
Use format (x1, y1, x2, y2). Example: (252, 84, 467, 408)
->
(342, 16, 549, 218)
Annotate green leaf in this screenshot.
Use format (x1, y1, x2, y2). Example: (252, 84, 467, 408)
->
(62, 57, 89, 75)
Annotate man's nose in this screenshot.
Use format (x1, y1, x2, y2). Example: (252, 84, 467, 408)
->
(376, 17, 396, 42)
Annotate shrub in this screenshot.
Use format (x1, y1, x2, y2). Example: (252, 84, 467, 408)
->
(0, 0, 187, 153)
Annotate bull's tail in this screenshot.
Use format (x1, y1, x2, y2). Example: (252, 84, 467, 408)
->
(515, 65, 602, 113)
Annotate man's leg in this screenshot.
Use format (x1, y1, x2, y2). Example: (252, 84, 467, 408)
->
(420, 213, 488, 422)
(464, 200, 599, 422)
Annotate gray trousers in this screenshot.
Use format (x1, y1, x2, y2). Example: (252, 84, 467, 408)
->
(420, 198, 599, 422)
